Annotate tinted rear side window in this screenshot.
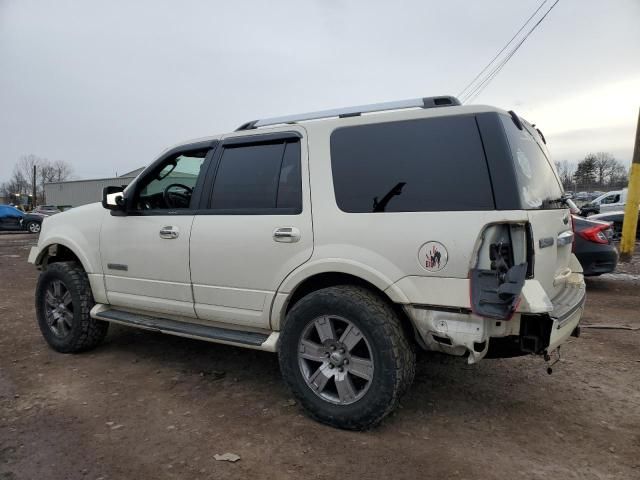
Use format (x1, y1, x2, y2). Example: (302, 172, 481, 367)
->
(330, 115, 495, 212)
(500, 115, 563, 209)
(210, 140, 302, 212)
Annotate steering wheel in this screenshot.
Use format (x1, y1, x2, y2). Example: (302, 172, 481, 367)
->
(163, 183, 193, 209)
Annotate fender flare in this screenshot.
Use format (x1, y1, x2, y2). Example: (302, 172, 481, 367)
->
(269, 258, 410, 330)
(34, 238, 95, 274)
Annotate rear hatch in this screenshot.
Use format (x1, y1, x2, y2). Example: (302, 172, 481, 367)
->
(499, 115, 574, 300)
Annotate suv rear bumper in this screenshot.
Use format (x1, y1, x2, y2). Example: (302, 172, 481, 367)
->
(404, 273, 585, 363)
(548, 281, 585, 351)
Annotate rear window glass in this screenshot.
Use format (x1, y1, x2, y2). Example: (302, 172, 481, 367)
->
(330, 115, 495, 212)
(500, 115, 563, 209)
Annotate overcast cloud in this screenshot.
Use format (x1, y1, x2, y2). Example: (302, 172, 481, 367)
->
(1, 0, 639, 180)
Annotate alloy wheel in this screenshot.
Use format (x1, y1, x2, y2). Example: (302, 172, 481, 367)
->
(298, 315, 375, 405)
(44, 279, 74, 338)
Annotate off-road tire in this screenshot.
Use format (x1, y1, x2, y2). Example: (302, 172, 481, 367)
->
(35, 261, 108, 353)
(279, 285, 415, 430)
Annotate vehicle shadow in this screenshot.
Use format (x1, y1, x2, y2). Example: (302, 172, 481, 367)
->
(91, 323, 560, 430)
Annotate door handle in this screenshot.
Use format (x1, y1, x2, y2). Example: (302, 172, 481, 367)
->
(273, 227, 300, 243)
(159, 226, 179, 239)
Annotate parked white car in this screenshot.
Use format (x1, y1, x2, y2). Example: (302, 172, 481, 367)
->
(29, 96, 585, 429)
(586, 188, 628, 214)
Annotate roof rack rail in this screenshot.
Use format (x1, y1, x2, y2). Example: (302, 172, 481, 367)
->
(235, 95, 461, 131)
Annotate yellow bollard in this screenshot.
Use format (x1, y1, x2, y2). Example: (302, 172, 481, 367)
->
(620, 108, 640, 263)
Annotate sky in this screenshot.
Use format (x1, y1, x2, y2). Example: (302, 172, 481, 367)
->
(1, 0, 639, 181)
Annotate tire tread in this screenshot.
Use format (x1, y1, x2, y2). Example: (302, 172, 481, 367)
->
(279, 285, 415, 430)
(36, 261, 108, 353)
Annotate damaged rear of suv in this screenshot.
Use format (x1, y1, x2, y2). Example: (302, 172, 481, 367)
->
(325, 104, 583, 368)
(30, 95, 584, 430)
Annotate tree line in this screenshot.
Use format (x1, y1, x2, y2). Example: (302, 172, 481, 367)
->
(1, 154, 73, 205)
(555, 152, 628, 192)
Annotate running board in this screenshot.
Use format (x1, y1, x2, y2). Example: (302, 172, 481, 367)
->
(91, 306, 277, 351)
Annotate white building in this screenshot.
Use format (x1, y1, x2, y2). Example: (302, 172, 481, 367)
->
(44, 167, 145, 208)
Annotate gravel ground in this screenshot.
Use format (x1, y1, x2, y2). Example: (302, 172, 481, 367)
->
(1, 233, 639, 480)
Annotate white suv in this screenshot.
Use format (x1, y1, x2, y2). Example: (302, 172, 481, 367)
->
(29, 96, 585, 430)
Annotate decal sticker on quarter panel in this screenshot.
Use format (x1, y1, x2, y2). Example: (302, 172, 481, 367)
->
(418, 241, 448, 272)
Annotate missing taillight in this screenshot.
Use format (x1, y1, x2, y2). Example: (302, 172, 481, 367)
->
(490, 242, 513, 279)
(470, 223, 529, 320)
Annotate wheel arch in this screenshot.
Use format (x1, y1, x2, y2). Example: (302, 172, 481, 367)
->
(35, 241, 91, 273)
(271, 267, 416, 345)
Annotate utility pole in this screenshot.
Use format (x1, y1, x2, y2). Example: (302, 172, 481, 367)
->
(620, 108, 640, 262)
(32, 164, 37, 210)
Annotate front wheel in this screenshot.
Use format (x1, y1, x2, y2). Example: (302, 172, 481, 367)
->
(279, 285, 415, 430)
(35, 261, 109, 353)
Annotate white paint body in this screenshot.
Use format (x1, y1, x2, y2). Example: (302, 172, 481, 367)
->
(29, 104, 585, 361)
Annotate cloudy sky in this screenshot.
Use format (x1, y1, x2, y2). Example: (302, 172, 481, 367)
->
(1, 0, 639, 181)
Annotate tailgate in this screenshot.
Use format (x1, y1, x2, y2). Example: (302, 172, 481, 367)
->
(528, 208, 574, 299)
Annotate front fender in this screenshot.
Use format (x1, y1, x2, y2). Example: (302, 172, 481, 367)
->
(30, 203, 106, 274)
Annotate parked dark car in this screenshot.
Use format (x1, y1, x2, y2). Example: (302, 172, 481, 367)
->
(589, 210, 640, 241)
(572, 215, 618, 276)
(22, 212, 45, 233)
(578, 202, 600, 217)
(0, 205, 44, 233)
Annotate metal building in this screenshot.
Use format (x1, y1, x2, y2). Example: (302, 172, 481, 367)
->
(44, 167, 145, 208)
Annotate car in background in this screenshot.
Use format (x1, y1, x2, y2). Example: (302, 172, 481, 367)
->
(572, 215, 618, 276)
(35, 205, 61, 216)
(0, 205, 44, 233)
(578, 201, 600, 217)
(574, 191, 590, 201)
(582, 189, 628, 215)
(589, 210, 640, 241)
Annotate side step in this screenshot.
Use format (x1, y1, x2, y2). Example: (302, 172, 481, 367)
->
(92, 306, 276, 350)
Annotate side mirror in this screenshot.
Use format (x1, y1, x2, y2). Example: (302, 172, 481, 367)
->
(102, 186, 126, 211)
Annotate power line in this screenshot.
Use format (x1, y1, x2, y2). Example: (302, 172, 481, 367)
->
(460, 0, 561, 104)
(457, 0, 549, 100)
(463, 0, 560, 104)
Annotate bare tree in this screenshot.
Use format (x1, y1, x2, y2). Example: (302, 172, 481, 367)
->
(554, 160, 575, 190)
(4, 155, 74, 205)
(51, 159, 73, 182)
(607, 163, 628, 188)
(593, 152, 617, 186)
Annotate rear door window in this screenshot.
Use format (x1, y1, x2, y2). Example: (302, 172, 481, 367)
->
(500, 115, 563, 209)
(330, 115, 495, 212)
(209, 140, 302, 213)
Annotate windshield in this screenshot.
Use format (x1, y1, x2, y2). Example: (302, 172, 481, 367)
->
(500, 115, 564, 209)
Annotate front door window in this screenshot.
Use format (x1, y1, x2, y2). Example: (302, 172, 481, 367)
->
(135, 150, 208, 210)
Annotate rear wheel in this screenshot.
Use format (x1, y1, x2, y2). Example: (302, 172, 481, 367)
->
(279, 285, 415, 430)
(26, 221, 41, 233)
(35, 261, 108, 353)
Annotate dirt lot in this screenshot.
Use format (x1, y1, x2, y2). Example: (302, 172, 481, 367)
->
(1, 233, 639, 480)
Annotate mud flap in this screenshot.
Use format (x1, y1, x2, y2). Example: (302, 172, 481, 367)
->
(470, 263, 528, 320)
